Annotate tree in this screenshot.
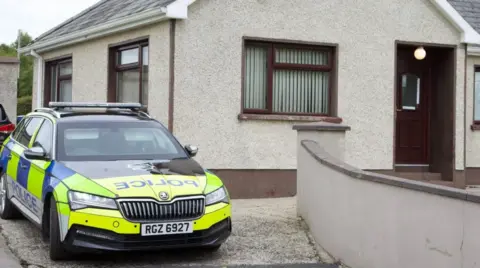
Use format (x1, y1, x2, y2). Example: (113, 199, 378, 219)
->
(0, 31, 34, 114)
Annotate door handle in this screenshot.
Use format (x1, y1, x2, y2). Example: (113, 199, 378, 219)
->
(6, 155, 11, 160)
(20, 163, 27, 169)
(396, 109, 402, 112)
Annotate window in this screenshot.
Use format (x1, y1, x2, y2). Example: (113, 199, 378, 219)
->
(16, 117, 44, 147)
(243, 41, 335, 115)
(31, 120, 53, 155)
(44, 58, 73, 106)
(475, 67, 480, 122)
(108, 40, 149, 106)
(56, 120, 186, 161)
(12, 118, 29, 141)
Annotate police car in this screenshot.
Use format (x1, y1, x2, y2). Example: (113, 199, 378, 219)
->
(0, 102, 232, 260)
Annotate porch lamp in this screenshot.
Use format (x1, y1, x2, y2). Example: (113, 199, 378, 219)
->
(414, 46, 426, 60)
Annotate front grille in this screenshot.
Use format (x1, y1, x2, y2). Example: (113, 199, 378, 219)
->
(118, 197, 205, 222)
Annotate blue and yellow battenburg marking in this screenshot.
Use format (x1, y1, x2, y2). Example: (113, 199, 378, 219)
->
(114, 178, 199, 190)
(0, 139, 82, 206)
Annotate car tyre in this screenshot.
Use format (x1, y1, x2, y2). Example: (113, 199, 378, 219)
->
(49, 196, 71, 261)
(0, 172, 20, 220)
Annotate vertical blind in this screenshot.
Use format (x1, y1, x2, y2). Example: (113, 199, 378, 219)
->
(244, 46, 268, 110)
(475, 70, 480, 121)
(244, 45, 330, 114)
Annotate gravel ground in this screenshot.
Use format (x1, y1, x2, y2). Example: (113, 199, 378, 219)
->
(0, 197, 337, 268)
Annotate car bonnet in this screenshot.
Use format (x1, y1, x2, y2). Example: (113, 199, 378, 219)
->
(61, 158, 208, 200)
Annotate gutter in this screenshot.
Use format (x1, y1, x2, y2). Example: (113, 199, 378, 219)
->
(29, 50, 44, 109)
(18, 0, 189, 55)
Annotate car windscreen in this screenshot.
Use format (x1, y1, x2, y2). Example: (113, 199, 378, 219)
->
(56, 120, 188, 161)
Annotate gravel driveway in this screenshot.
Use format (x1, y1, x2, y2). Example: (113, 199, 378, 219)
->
(0, 197, 337, 268)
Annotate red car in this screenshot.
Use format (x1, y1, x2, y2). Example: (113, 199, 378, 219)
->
(0, 104, 15, 144)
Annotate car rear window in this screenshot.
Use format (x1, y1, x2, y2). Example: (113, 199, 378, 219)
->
(56, 120, 188, 161)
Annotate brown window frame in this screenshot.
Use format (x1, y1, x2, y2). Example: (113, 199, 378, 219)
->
(473, 66, 480, 129)
(44, 57, 73, 107)
(108, 39, 149, 106)
(242, 40, 336, 117)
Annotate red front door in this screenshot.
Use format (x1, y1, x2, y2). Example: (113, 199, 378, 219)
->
(395, 48, 430, 165)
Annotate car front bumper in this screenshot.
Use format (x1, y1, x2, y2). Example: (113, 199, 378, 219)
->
(63, 202, 232, 252)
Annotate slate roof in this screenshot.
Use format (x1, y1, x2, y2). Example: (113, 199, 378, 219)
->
(447, 0, 480, 34)
(34, 0, 176, 43)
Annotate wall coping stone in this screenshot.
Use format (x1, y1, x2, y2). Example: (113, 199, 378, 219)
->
(293, 122, 351, 131)
(301, 139, 480, 203)
(0, 56, 19, 64)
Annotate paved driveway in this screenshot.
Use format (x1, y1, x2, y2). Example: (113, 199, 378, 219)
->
(0, 198, 337, 268)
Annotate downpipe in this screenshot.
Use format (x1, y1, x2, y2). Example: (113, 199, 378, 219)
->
(29, 50, 44, 109)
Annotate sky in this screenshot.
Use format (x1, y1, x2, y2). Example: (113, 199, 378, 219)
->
(0, 0, 101, 44)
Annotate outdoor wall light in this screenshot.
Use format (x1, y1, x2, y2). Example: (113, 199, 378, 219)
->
(414, 46, 426, 60)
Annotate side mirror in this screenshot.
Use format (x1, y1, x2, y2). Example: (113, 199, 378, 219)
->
(185, 145, 198, 157)
(24, 146, 48, 161)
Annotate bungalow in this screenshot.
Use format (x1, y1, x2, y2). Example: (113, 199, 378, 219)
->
(17, 0, 480, 198)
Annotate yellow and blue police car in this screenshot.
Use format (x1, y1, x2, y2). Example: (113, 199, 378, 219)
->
(0, 102, 232, 260)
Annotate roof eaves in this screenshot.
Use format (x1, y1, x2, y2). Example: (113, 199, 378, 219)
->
(429, 0, 480, 45)
(19, 0, 190, 54)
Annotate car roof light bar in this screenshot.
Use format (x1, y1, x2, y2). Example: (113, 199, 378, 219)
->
(49, 102, 143, 110)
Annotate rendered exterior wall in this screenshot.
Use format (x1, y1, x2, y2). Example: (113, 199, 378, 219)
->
(32, 22, 171, 126)
(173, 0, 465, 170)
(0, 61, 18, 122)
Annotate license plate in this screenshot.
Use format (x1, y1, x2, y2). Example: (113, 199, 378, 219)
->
(141, 221, 194, 236)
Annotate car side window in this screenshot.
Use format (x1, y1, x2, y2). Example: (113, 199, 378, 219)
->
(16, 117, 44, 147)
(31, 120, 53, 155)
(11, 118, 29, 141)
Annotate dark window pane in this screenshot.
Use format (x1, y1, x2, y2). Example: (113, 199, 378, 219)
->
(275, 48, 328, 65)
(59, 80, 72, 102)
(143, 46, 149, 66)
(17, 117, 44, 147)
(32, 120, 53, 154)
(117, 70, 140, 103)
(244, 45, 268, 110)
(12, 118, 29, 141)
(119, 48, 139, 65)
(51, 66, 58, 101)
(56, 121, 188, 161)
(401, 73, 420, 110)
(475, 71, 480, 121)
(59, 62, 72, 76)
(273, 70, 329, 114)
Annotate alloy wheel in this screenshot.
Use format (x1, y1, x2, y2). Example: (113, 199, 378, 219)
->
(0, 174, 6, 214)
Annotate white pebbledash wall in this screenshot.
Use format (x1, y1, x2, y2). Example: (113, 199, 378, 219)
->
(172, 0, 465, 170)
(31, 23, 171, 126)
(30, 0, 467, 171)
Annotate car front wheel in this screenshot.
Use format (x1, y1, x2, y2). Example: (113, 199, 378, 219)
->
(49, 196, 71, 261)
(0, 173, 19, 220)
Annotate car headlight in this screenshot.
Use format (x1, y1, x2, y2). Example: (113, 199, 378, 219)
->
(205, 186, 229, 206)
(68, 191, 117, 210)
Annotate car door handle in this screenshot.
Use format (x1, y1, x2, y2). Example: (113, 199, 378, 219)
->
(20, 163, 27, 169)
(6, 155, 11, 160)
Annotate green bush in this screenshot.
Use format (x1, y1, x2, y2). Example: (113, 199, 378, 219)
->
(17, 95, 32, 116)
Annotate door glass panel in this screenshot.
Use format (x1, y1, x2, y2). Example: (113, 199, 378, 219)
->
(401, 73, 420, 110)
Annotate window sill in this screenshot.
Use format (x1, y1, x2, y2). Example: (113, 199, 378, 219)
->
(238, 113, 342, 123)
(471, 123, 480, 131)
